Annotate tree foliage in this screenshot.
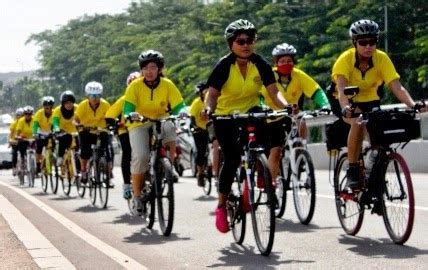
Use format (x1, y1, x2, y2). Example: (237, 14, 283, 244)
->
(2, 0, 427, 113)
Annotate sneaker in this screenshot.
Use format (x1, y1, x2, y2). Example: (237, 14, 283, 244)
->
(215, 206, 229, 233)
(56, 157, 63, 167)
(132, 196, 143, 216)
(123, 184, 132, 200)
(344, 166, 362, 191)
(197, 173, 205, 187)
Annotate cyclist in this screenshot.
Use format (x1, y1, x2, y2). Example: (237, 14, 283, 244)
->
(15, 106, 35, 161)
(189, 82, 211, 187)
(32, 96, 55, 173)
(74, 81, 111, 185)
(332, 19, 426, 191)
(52, 91, 78, 166)
(9, 108, 24, 175)
(124, 50, 186, 216)
(202, 19, 289, 233)
(105, 71, 140, 199)
(261, 42, 330, 181)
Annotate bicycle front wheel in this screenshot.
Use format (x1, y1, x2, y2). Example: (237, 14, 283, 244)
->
(41, 159, 49, 192)
(228, 168, 246, 244)
(156, 157, 175, 236)
(203, 167, 212, 196)
(88, 160, 97, 206)
(61, 159, 72, 196)
(276, 157, 290, 218)
(382, 152, 414, 245)
(28, 155, 36, 188)
(250, 153, 275, 256)
(334, 153, 364, 235)
(292, 149, 316, 224)
(51, 161, 59, 194)
(98, 157, 110, 208)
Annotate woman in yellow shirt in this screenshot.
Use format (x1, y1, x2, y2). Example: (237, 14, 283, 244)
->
(9, 108, 24, 174)
(15, 106, 34, 161)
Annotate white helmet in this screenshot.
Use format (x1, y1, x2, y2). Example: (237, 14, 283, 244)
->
(85, 81, 103, 95)
(272, 43, 297, 57)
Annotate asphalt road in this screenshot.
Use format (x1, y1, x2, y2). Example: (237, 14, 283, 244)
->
(0, 168, 427, 269)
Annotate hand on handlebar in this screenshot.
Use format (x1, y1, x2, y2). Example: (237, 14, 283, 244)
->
(200, 108, 212, 121)
(341, 105, 355, 118)
(413, 100, 427, 113)
(129, 112, 141, 121)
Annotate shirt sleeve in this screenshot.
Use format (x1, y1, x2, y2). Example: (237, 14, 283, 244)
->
(252, 54, 276, 87)
(379, 52, 400, 85)
(167, 80, 184, 109)
(332, 51, 352, 82)
(206, 54, 233, 91)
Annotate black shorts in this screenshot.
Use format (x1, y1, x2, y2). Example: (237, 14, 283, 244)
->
(266, 117, 291, 149)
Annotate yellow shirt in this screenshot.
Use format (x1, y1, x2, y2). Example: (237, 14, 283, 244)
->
(261, 67, 320, 110)
(332, 48, 399, 102)
(124, 77, 183, 131)
(189, 97, 207, 130)
(52, 105, 78, 134)
(16, 117, 34, 139)
(9, 118, 20, 142)
(105, 95, 127, 135)
(75, 99, 110, 129)
(33, 108, 53, 133)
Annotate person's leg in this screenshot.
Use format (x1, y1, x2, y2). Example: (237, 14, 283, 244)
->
(161, 120, 179, 179)
(193, 130, 209, 186)
(119, 133, 131, 185)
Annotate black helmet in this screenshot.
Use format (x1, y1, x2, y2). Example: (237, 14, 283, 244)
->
(60, 90, 76, 104)
(224, 19, 257, 41)
(138, 50, 165, 69)
(42, 96, 55, 106)
(194, 82, 207, 95)
(349, 19, 380, 39)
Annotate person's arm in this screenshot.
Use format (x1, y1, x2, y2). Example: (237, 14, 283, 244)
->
(266, 83, 288, 109)
(52, 116, 60, 132)
(32, 121, 40, 135)
(389, 79, 416, 108)
(204, 86, 220, 114)
(336, 75, 350, 109)
(312, 88, 331, 109)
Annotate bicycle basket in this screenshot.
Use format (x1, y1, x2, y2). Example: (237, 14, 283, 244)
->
(366, 111, 420, 145)
(325, 119, 350, 151)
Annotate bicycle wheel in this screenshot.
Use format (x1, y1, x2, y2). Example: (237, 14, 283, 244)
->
(144, 180, 156, 229)
(292, 149, 316, 224)
(88, 160, 97, 206)
(28, 155, 36, 188)
(203, 166, 212, 196)
(228, 169, 246, 244)
(51, 161, 59, 194)
(98, 157, 110, 208)
(275, 157, 290, 218)
(250, 153, 275, 256)
(61, 159, 72, 196)
(41, 158, 49, 192)
(381, 152, 414, 245)
(17, 157, 25, 186)
(156, 157, 174, 236)
(334, 153, 364, 235)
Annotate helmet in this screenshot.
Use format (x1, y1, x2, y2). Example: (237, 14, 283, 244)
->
(138, 50, 165, 69)
(15, 108, 24, 117)
(349, 19, 380, 39)
(272, 43, 297, 57)
(194, 82, 207, 95)
(85, 81, 103, 95)
(23, 106, 34, 114)
(224, 19, 257, 41)
(60, 90, 76, 103)
(126, 71, 140, 86)
(42, 96, 55, 106)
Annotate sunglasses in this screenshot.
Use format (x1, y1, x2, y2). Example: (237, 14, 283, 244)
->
(24, 113, 32, 116)
(357, 39, 377, 47)
(88, 94, 101, 99)
(234, 38, 255, 46)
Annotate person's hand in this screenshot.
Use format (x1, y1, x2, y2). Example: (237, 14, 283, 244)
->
(178, 111, 188, 119)
(292, 104, 300, 115)
(341, 105, 354, 118)
(413, 101, 427, 113)
(200, 107, 212, 121)
(129, 112, 140, 121)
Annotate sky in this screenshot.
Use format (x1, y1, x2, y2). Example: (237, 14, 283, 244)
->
(0, 0, 134, 73)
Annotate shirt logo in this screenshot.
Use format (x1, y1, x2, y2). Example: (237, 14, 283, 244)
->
(253, 76, 262, 85)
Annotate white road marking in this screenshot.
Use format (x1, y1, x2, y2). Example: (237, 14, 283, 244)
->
(0, 195, 75, 269)
(0, 181, 147, 269)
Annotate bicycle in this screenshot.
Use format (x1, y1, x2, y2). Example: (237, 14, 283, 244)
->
(56, 132, 82, 197)
(191, 126, 214, 196)
(128, 115, 176, 236)
(77, 126, 112, 208)
(16, 138, 37, 187)
(327, 107, 421, 244)
(38, 132, 59, 193)
(212, 110, 287, 256)
(276, 110, 329, 223)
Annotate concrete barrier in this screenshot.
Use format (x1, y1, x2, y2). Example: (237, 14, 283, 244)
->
(308, 140, 428, 173)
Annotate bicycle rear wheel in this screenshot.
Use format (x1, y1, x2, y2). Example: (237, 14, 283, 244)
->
(88, 160, 97, 206)
(276, 157, 290, 218)
(334, 153, 364, 235)
(41, 159, 49, 192)
(61, 159, 72, 196)
(228, 169, 246, 244)
(292, 149, 316, 224)
(156, 157, 174, 236)
(250, 153, 275, 256)
(382, 152, 414, 245)
(98, 157, 110, 208)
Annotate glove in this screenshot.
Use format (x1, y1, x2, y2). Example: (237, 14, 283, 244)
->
(413, 101, 426, 112)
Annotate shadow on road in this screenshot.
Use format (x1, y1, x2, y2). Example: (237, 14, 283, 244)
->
(276, 218, 339, 233)
(32, 191, 50, 196)
(109, 213, 145, 225)
(72, 205, 117, 213)
(207, 243, 314, 268)
(338, 235, 428, 259)
(123, 228, 192, 245)
(193, 195, 217, 202)
(49, 195, 78, 201)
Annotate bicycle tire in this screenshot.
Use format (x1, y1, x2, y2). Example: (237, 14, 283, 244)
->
(41, 159, 49, 192)
(381, 152, 414, 245)
(28, 154, 36, 188)
(61, 159, 72, 196)
(145, 180, 156, 229)
(18, 157, 25, 186)
(51, 161, 59, 194)
(98, 157, 110, 208)
(334, 153, 364, 235)
(88, 160, 97, 206)
(203, 166, 212, 196)
(250, 153, 275, 256)
(292, 149, 316, 224)
(228, 168, 246, 244)
(156, 157, 174, 236)
(276, 157, 290, 218)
